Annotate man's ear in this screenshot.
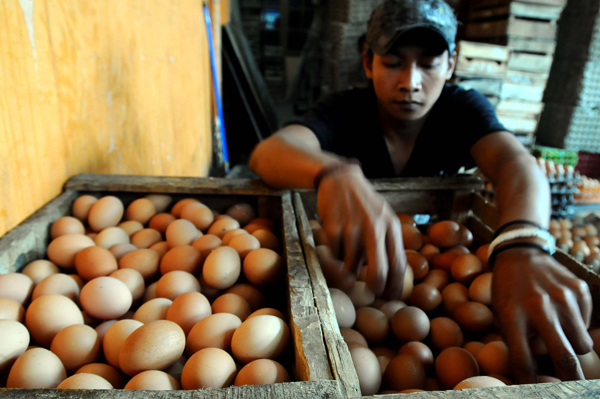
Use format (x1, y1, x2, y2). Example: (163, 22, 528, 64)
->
(362, 51, 374, 79)
(446, 50, 457, 80)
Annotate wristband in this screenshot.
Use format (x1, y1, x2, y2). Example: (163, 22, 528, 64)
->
(313, 159, 362, 189)
(488, 227, 556, 259)
(489, 242, 550, 268)
(493, 220, 544, 239)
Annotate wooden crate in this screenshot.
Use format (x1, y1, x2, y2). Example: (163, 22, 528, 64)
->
(0, 174, 341, 398)
(292, 177, 600, 398)
(452, 76, 504, 98)
(455, 41, 510, 78)
(470, 0, 567, 10)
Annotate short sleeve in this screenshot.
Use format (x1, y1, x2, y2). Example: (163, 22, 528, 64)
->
(458, 88, 511, 146)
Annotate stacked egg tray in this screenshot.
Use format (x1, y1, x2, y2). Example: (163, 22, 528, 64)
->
(293, 176, 600, 398)
(0, 174, 340, 398)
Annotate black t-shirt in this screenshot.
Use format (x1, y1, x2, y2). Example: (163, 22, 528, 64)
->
(290, 84, 508, 178)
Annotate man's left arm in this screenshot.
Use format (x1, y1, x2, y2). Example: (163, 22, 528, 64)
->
(471, 132, 593, 383)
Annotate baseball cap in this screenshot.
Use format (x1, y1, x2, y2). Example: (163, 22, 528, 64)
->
(367, 0, 458, 56)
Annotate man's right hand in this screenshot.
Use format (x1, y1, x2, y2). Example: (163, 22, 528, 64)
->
(316, 164, 407, 299)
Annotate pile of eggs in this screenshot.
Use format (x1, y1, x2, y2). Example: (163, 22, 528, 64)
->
(550, 219, 600, 271)
(314, 214, 600, 394)
(0, 194, 292, 390)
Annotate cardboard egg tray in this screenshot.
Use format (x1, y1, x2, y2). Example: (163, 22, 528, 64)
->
(0, 174, 340, 398)
(292, 176, 600, 398)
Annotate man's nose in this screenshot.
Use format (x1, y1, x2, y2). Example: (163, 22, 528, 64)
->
(398, 63, 422, 92)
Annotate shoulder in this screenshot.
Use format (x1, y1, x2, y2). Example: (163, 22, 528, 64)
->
(439, 84, 493, 109)
(316, 87, 375, 109)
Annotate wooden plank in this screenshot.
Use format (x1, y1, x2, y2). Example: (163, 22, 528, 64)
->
(508, 53, 554, 73)
(505, 70, 549, 87)
(0, 380, 342, 398)
(453, 77, 504, 97)
(293, 193, 362, 399)
(497, 114, 539, 133)
(469, 2, 563, 21)
(506, 36, 556, 54)
(470, 5, 511, 21)
(457, 41, 510, 62)
(501, 82, 545, 102)
(466, 17, 557, 40)
(456, 55, 507, 78)
(496, 100, 544, 116)
(471, 192, 500, 230)
(471, 0, 567, 10)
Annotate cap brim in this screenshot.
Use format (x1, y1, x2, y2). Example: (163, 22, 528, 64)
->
(373, 24, 454, 55)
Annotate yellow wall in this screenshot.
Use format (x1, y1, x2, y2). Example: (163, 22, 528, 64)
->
(0, 0, 220, 237)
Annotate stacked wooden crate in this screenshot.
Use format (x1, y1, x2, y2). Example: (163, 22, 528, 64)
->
(465, 0, 567, 147)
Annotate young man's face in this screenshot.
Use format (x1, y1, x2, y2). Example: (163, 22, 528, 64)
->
(363, 38, 456, 121)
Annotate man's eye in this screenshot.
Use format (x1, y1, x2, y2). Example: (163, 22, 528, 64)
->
(421, 63, 439, 70)
(384, 63, 401, 68)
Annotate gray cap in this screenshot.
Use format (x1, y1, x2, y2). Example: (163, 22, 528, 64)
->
(367, 0, 458, 55)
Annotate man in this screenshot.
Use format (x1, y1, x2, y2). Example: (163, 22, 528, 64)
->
(250, 0, 593, 384)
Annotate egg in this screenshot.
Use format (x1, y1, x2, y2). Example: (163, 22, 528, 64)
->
(229, 234, 261, 260)
(448, 245, 470, 255)
(208, 217, 241, 238)
(391, 306, 430, 342)
(350, 347, 382, 395)
(203, 246, 241, 290)
(329, 288, 356, 328)
(57, 373, 113, 389)
(142, 282, 159, 303)
(192, 234, 223, 259)
(142, 194, 172, 214)
(119, 320, 186, 376)
(75, 363, 125, 389)
(435, 347, 479, 389)
(95, 320, 118, 341)
(247, 217, 277, 231)
(165, 291, 212, 336)
(463, 341, 485, 357)
(133, 298, 173, 323)
(212, 293, 252, 321)
(72, 195, 98, 222)
(252, 229, 281, 252)
(475, 341, 510, 376)
(383, 354, 426, 391)
(420, 244, 441, 263)
(422, 269, 450, 291)
(354, 307, 389, 345)
(226, 203, 256, 226)
(243, 248, 284, 286)
(0, 320, 29, 371)
(118, 220, 145, 237)
(80, 277, 133, 320)
(149, 241, 170, 259)
(0, 298, 25, 322)
(6, 348, 67, 388)
(47, 234, 95, 269)
(181, 348, 237, 389)
(429, 317, 464, 351)
(88, 196, 124, 232)
(109, 243, 138, 261)
(235, 359, 290, 386)
(340, 328, 368, 348)
(346, 281, 376, 308)
(442, 282, 470, 316)
(451, 254, 483, 284)
(222, 229, 249, 245)
(75, 246, 119, 281)
(397, 213, 416, 225)
(31, 273, 80, 302)
(51, 216, 85, 239)
(454, 376, 506, 389)
(95, 227, 131, 249)
(453, 302, 494, 333)
(180, 202, 215, 231)
(149, 213, 177, 234)
(431, 252, 458, 272)
(578, 350, 600, 380)
(125, 198, 156, 225)
(21, 260, 59, 285)
(109, 268, 145, 303)
(124, 370, 180, 390)
(409, 283, 442, 313)
(166, 219, 202, 248)
(25, 294, 83, 346)
(247, 308, 286, 320)
(119, 249, 160, 280)
(131, 228, 163, 249)
(156, 271, 201, 300)
(406, 251, 429, 280)
(469, 273, 493, 306)
(402, 224, 423, 251)
(429, 221, 461, 248)
(231, 315, 290, 363)
(398, 342, 434, 369)
(224, 285, 265, 312)
(379, 300, 406, 320)
(102, 319, 144, 369)
(186, 313, 242, 356)
(171, 198, 200, 217)
(50, 324, 101, 372)
(160, 245, 202, 275)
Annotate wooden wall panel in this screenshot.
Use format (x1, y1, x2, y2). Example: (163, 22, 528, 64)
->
(0, 0, 215, 237)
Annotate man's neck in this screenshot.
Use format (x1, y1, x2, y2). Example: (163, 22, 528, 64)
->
(378, 105, 427, 142)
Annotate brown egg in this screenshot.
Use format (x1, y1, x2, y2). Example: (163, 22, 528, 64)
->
(398, 341, 434, 368)
(350, 347, 382, 395)
(25, 294, 84, 346)
(329, 288, 357, 328)
(458, 225, 474, 247)
(0, 320, 29, 371)
(75, 246, 119, 281)
(76, 363, 125, 389)
(447, 245, 470, 255)
(156, 271, 201, 300)
(124, 370, 180, 390)
(402, 224, 424, 251)
(170, 198, 200, 218)
(354, 307, 389, 345)
(149, 213, 176, 234)
(406, 251, 429, 280)
(247, 217, 277, 231)
(0, 273, 34, 306)
(429, 221, 461, 248)
(181, 348, 237, 389)
(391, 306, 430, 342)
(222, 229, 249, 245)
(88, 196, 124, 232)
(70, 274, 85, 290)
(231, 315, 290, 363)
(475, 341, 510, 376)
(133, 298, 173, 323)
(181, 202, 214, 231)
(235, 359, 290, 386)
(109, 268, 145, 303)
(119, 249, 160, 281)
(109, 243, 138, 261)
(422, 269, 450, 291)
(557, 237, 574, 251)
(47, 234, 96, 269)
(451, 254, 483, 284)
(50, 324, 101, 372)
(143, 194, 172, 214)
(463, 341, 485, 358)
(166, 292, 212, 336)
(442, 282, 469, 316)
(192, 234, 223, 259)
(397, 213, 416, 226)
(0, 298, 25, 322)
(435, 347, 479, 390)
(72, 195, 98, 222)
(226, 204, 256, 226)
(454, 376, 506, 389)
(383, 354, 426, 391)
(103, 319, 144, 369)
(57, 373, 113, 389)
(95, 320, 118, 341)
(51, 216, 85, 239)
(208, 217, 242, 239)
(21, 260, 59, 285)
(125, 199, 156, 225)
(203, 246, 241, 290)
(7, 348, 67, 388)
(340, 328, 368, 347)
(131, 228, 163, 249)
(31, 273, 80, 303)
(482, 331, 503, 344)
(229, 234, 261, 260)
(225, 284, 266, 311)
(243, 248, 284, 286)
(187, 313, 242, 355)
(166, 219, 201, 248)
(347, 281, 376, 308)
(211, 293, 252, 322)
(119, 320, 186, 376)
(420, 244, 441, 263)
(584, 236, 600, 247)
(409, 283, 442, 313)
(431, 252, 458, 272)
(80, 277, 132, 320)
(469, 273, 493, 306)
(116, 221, 143, 238)
(560, 219, 573, 230)
(578, 350, 600, 380)
(454, 302, 494, 333)
(424, 377, 440, 391)
(430, 317, 464, 351)
(247, 308, 285, 321)
(252, 229, 281, 252)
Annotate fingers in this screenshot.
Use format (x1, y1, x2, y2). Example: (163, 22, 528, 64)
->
(552, 286, 594, 355)
(364, 222, 388, 297)
(343, 225, 363, 279)
(501, 309, 537, 384)
(572, 278, 593, 330)
(316, 245, 355, 291)
(384, 219, 406, 300)
(322, 222, 343, 260)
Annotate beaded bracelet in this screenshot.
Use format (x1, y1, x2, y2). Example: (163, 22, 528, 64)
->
(488, 227, 556, 259)
(493, 220, 544, 239)
(488, 241, 551, 268)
